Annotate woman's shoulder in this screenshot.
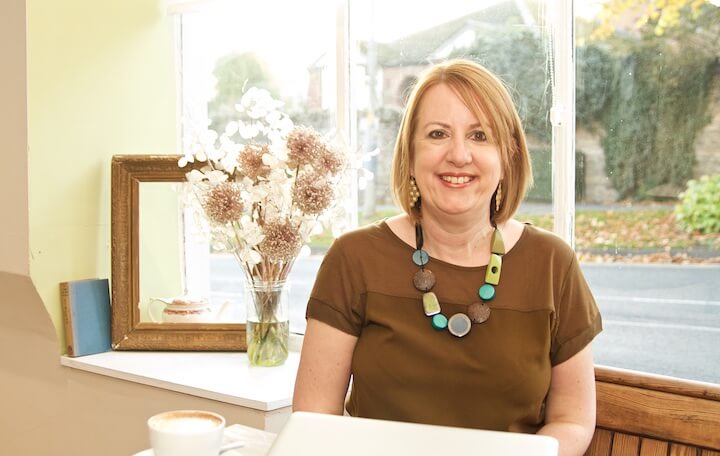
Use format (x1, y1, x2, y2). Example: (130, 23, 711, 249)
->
(328, 219, 399, 253)
(514, 221, 577, 263)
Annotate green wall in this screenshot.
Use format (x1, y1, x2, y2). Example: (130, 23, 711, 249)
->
(27, 0, 178, 351)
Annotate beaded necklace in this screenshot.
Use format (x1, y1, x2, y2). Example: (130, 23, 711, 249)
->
(412, 222, 506, 337)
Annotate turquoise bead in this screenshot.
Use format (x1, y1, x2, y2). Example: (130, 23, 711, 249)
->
(485, 254, 502, 285)
(412, 249, 430, 267)
(478, 283, 495, 301)
(431, 313, 448, 330)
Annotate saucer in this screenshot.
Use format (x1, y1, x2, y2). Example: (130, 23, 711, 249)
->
(132, 441, 245, 456)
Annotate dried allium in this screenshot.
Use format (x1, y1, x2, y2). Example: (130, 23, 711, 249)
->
(293, 173, 334, 215)
(318, 144, 346, 176)
(286, 126, 323, 168)
(238, 144, 271, 180)
(202, 182, 244, 225)
(259, 220, 302, 262)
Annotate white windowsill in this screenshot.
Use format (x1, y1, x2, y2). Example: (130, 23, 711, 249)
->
(60, 347, 301, 412)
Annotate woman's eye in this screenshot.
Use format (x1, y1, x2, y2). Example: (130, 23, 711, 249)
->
(428, 130, 447, 139)
(472, 131, 487, 142)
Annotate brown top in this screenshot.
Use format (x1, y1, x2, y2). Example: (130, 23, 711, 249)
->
(306, 220, 602, 433)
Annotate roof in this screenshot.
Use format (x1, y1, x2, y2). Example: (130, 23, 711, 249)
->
(376, 1, 539, 67)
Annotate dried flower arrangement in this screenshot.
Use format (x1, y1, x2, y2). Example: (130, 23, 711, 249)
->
(179, 87, 347, 365)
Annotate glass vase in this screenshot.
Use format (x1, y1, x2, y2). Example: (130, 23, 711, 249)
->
(245, 280, 290, 366)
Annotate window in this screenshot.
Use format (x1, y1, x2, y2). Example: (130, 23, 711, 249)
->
(573, 0, 720, 384)
(176, 0, 720, 384)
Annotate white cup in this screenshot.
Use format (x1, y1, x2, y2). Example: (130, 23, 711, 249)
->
(148, 410, 227, 456)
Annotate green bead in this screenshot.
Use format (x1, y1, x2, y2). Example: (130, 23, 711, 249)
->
(485, 254, 502, 285)
(491, 228, 506, 255)
(423, 292, 441, 316)
(478, 283, 495, 301)
(431, 313, 448, 330)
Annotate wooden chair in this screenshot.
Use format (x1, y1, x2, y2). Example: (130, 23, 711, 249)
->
(586, 365, 720, 456)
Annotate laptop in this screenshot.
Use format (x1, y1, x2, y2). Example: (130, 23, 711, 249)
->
(267, 412, 558, 456)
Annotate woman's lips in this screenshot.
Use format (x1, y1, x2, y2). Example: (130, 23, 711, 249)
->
(439, 175, 474, 185)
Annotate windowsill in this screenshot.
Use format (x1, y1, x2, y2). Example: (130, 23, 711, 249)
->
(60, 348, 301, 412)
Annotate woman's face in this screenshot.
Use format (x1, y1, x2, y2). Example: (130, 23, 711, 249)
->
(411, 83, 502, 221)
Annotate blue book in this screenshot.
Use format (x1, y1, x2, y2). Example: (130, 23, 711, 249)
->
(59, 278, 112, 357)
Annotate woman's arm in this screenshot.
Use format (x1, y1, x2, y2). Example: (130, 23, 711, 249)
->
(537, 344, 597, 456)
(293, 318, 358, 415)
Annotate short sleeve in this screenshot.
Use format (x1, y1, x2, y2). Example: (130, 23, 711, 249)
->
(550, 254, 603, 365)
(305, 236, 366, 336)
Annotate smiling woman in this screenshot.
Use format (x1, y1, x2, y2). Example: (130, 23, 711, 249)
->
(294, 59, 602, 456)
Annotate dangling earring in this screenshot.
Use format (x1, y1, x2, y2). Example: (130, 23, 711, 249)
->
(495, 181, 503, 212)
(410, 176, 420, 208)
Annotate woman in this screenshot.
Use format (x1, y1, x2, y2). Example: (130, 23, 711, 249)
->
(293, 59, 602, 456)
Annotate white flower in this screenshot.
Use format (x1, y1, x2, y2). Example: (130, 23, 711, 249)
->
(178, 154, 193, 167)
(238, 87, 284, 120)
(249, 182, 270, 202)
(239, 247, 262, 265)
(186, 169, 205, 184)
(224, 121, 239, 136)
(181, 86, 347, 283)
(205, 170, 228, 185)
(238, 119, 263, 140)
(218, 139, 241, 174)
(192, 143, 208, 162)
(260, 152, 275, 167)
(240, 216, 265, 246)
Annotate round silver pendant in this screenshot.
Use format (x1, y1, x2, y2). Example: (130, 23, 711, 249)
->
(447, 313, 472, 338)
(468, 302, 491, 324)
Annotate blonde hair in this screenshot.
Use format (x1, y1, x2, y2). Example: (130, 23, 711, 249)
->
(390, 59, 533, 224)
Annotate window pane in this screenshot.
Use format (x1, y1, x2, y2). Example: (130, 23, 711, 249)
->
(349, 0, 553, 224)
(179, 1, 556, 335)
(181, 1, 337, 135)
(575, 0, 720, 383)
(179, 1, 337, 333)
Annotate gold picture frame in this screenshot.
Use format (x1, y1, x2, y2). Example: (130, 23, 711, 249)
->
(111, 154, 246, 350)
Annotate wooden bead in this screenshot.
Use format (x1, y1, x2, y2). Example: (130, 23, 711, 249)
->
(413, 269, 436, 292)
(423, 292, 441, 316)
(485, 254, 502, 285)
(468, 302, 491, 323)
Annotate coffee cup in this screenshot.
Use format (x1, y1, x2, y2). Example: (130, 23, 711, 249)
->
(147, 410, 243, 456)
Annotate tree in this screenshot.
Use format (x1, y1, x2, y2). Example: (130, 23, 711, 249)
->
(592, 0, 713, 39)
(207, 52, 278, 131)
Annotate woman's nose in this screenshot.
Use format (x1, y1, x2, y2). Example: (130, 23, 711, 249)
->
(447, 136, 472, 166)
